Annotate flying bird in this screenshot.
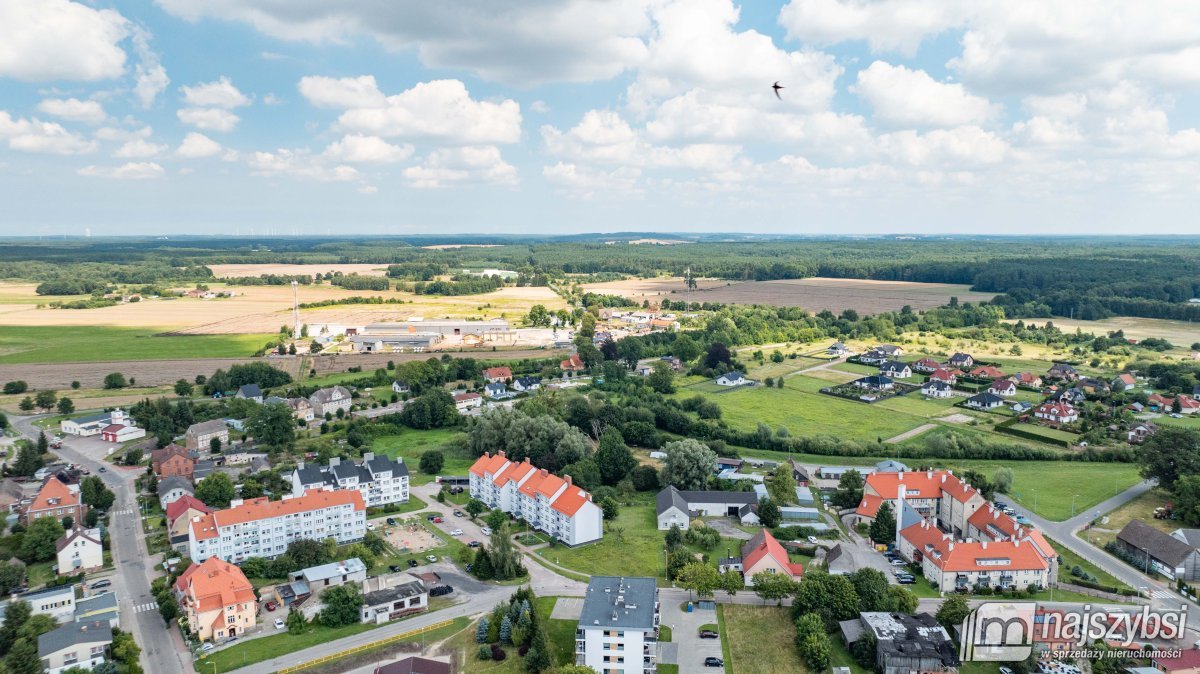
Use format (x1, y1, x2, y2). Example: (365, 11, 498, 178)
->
(772, 81, 784, 99)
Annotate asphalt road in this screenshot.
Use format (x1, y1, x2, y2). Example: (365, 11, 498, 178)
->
(12, 414, 193, 674)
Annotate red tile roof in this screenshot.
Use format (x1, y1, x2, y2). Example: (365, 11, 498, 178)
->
(856, 494, 883, 518)
(560, 354, 585, 371)
(494, 459, 534, 487)
(929, 369, 956, 382)
(742, 529, 803, 576)
(901, 520, 1048, 572)
(971, 366, 1006, 378)
(166, 495, 213, 525)
(469, 452, 510, 478)
(482, 366, 512, 380)
(28, 476, 80, 513)
(175, 557, 255, 614)
(865, 470, 979, 503)
(1035, 402, 1076, 419)
(1155, 649, 1200, 672)
(550, 486, 592, 516)
(213, 490, 363, 527)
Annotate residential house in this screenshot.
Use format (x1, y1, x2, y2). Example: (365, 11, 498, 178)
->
(74, 592, 119, 628)
(484, 382, 511, 399)
(827, 342, 851, 357)
(879, 361, 912, 378)
(166, 495, 213, 552)
(730, 529, 803, 586)
(373, 656, 451, 674)
(185, 419, 229, 452)
(275, 558, 369, 618)
(1078, 377, 1111, 396)
(468, 451, 603, 546)
(875, 460, 909, 472)
(309, 386, 353, 417)
(1113, 373, 1138, 391)
(1152, 649, 1200, 674)
(898, 518, 1052, 592)
(482, 366, 512, 383)
(716, 457, 743, 473)
(56, 526, 103, 574)
(1013, 372, 1044, 388)
(913, 358, 942, 373)
(839, 612, 958, 674)
(576, 576, 659, 674)
(560, 354, 586, 373)
(158, 475, 195, 509)
(60, 409, 132, 437)
(948, 352, 975, 368)
(453, 392, 483, 412)
(265, 396, 315, 422)
(988, 378, 1017, 397)
(151, 443, 195, 479)
(1128, 422, 1159, 444)
(715, 371, 745, 387)
(23, 585, 77, 622)
(928, 368, 957, 385)
(188, 489, 366, 563)
(99, 421, 145, 443)
(38, 621, 112, 674)
(1115, 519, 1200, 581)
(175, 557, 257, 641)
(655, 485, 758, 530)
(513, 376, 541, 392)
(290, 453, 409, 507)
(360, 572, 428, 624)
(1047, 362, 1079, 381)
(1011, 401, 1033, 415)
(391, 380, 410, 394)
(23, 476, 84, 525)
(659, 355, 683, 370)
(1033, 402, 1078, 424)
(1049, 387, 1087, 405)
(970, 365, 1006, 379)
(854, 470, 987, 537)
(853, 375, 894, 392)
(223, 447, 266, 466)
(874, 344, 904, 357)
(236, 384, 263, 403)
(921, 380, 953, 398)
(965, 391, 1005, 410)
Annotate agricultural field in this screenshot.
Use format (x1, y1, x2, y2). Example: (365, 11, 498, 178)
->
(0, 326, 275, 365)
(208, 263, 390, 277)
(1009, 317, 1200, 353)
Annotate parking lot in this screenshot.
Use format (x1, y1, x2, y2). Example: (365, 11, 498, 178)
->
(658, 596, 725, 674)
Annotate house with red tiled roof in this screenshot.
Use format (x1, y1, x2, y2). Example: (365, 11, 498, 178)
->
(22, 476, 85, 525)
(1034, 402, 1078, 424)
(188, 489, 365, 563)
(1153, 648, 1200, 674)
(734, 529, 803, 586)
(560, 353, 586, 373)
(468, 452, 602, 545)
(913, 358, 942, 373)
(899, 518, 1051, 592)
(151, 443, 195, 479)
(1012, 372, 1043, 388)
(970, 365, 1006, 379)
(175, 557, 257, 641)
(855, 470, 986, 537)
(166, 495, 214, 552)
(1112, 373, 1137, 391)
(482, 366, 512, 383)
(928, 368, 957, 385)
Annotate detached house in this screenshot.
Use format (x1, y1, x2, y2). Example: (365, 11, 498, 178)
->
(512, 376, 541, 393)
(38, 621, 112, 674)
(853, 375, 894, 392)
(1112, 373, 1137, 391)
(1033, 402, 1078, 424)
(921, 380, 953, 398)
(913, 358, 942, 373)
(175, 557, 257, 641)
(309, 386, 352, 417)
(928, 368, 957, 385)
(970, 365, 1005, 379)
(719, 528, 803, 586)
(1013, 372, 1043, 388)
(185, 419, 229, 452)
(966, 391, 1004, 410)
(469, 451, 603, 545)
(391, 380, 410, 394)
(235, 384, 263, 403)
(1116, 520, 1200, 581)
(715, 371, 745, 387)
(948, 352, 974, 368)
(453, 392, 483, 412)
(23, 476, 85, 525)
(827, 342, 851, 357)
(988, 379, 1017, 397)
(1047, 362, 1078, 381)
(655, 485, 758, 530)
(560, 354, 586, 373)
(151, 443, 194, 479)
(56, 526, 103, 574)
(879, 361, 912, 378)
(482, 366, 512, 384)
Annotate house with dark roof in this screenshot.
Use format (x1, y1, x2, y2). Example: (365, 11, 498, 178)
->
(236, 384, 263, 403)
(512, 376, 541, 392)
(185, 419, 229, 452)
(715, 371, 746, 387)
(655, 485, 758, 530)
(921, 379, 953, 398)
(38, 620, 112, 674)
(965, 391, 1004, 410)
(290, 452, 409, 507)
(879, 361, 912, 378)
(1047, 362, 1079, 381)
(360, 572, 428, 624)
(158, 475, 195, 509)
(948, 352, 974, 368)
(391, 380, 410, 394)
(1116, 519, 1200, 581)
(853, 375, 894, 392)
(827, 342, 851, 357)
(309, 386, 352, 417)
(839, 612, 958, 674)
(484, 382, 512, 399)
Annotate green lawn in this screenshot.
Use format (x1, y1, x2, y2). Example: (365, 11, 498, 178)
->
(1049, 535, 1132, 591)
(0, 326, 275, 364)
(533, 597, 582, 667)
(371, 430, 470, 485)
(1003, 422, 1081, 443)
(26, 561, 55, 589)
(537, 498, 742, 584)
(721, 605, 804, 674)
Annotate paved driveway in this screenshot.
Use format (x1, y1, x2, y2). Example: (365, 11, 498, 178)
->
(658, 593, 725, 674)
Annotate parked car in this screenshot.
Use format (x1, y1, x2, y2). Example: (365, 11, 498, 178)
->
(98, 467, 106, 472)
(699, 629, 719, 639)
(90, 580, 112, 590)
(426, 555, 438, 562)
(386, 518, 396, 526)
(704, 657, 724, 667)
(407, 559, 419, 568)
(449, 529, 464, 536)
(433, 517, 444, 523)
(274, 618, 285, 630)
(426, 515, 437, 522)
(897, 576, 916, 585)
(994, 501, 1008, 510)
(468, 541, 482, 548)
(201, 643, 215, 653)
(264, 601, 277, 612)
(366, 523, 376, 531)
(453, 510, 464, 517)
(480, 527, 492, 536)
(890, 558, 905, 566)
(429, 585, 454, 597)
(389, 565, 401, 573)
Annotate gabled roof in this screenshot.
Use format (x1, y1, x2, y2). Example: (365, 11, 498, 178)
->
(520, 469, 566, 499)
(238, 384, 263, 398)
(482, 366, 512, 379)
(856, 493, 883, 518)
(159, 475, 194, 495)
(865, 470, 979, 503)
(493, 459, 534, 487)
(56, 525, 101, 553)
(165, 494, 213, 524)
(656, 485, 692, 516)
(514, 376, 540, 387)
(151, 443, 192, 466)
(970, 365, 1006, 378)
(193, 489, 364, 537)
(967, 391, 1004, 406)
(28, 476, 79, 513)
(922, 380, 951, 391)
(718, 371, 744, 380)
(880, 360, 909, 372)
(929, 368, 955, 381)
(310, 385, 351, 405)
(1114, 373, 1137, 386)
(186, 419, 227, 436)
(741, 529, 803, 576)
(453, 392, 481, 402)
(1034, 401, 1076, 418)
(468, 452, 510, 478)
(550, 485, 592, 516)
(175, 556, 256, 613)
(1117, 519, 1198, 567)
(901, 519, 1048, 572)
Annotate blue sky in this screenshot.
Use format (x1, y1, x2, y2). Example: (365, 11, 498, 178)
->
(2, 0, 1200, 236)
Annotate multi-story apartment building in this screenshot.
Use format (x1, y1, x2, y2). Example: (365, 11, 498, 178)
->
(188, 489, 366, 563)
(174, 557, 257, 641)
(898, 518, 1053, 593)
(185, 419, 229, 452)
(469, 452, 602, 546)
(855, 470, 986, 537)
(309, 386, 352, 417)
(290, 453, 409, 507)
(576, 576, 659, 674)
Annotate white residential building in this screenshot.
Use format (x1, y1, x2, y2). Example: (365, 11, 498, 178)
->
(309, 386, 353, 417)
(468, 451, 603, 546)
(56, 527, 104, 575)
(188, 489, 366, 563)
(290, 453, 409, 507)
(576, 576, 659, 674)
(60, 409, 134, 437)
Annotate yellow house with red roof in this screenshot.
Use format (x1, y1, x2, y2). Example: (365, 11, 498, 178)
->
(468, 451, 603, 545)
(855, 470, 987, 537)
(175, 557, 257, 641)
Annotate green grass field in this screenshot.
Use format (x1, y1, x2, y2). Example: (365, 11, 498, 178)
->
(721, 605, 804, 674)
(1048, 535, 1132, 591)
(372, 429, 469, 485)
(0, 326, 274, 364)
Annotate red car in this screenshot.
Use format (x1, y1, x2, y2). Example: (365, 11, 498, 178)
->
(432, 516, 444, 523)
(265, 602, 277, 612)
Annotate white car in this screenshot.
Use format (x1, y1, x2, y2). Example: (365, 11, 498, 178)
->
(274, 618, 285, 630)
(426, 554, 438, 562)
(480, 527, 492, 536)
(366, 523, 376, 531)
(806, 536, 818, 544)
(201, 643, 215, 652)
(890, 558, 905, 566)
(450, 529, 464, 536)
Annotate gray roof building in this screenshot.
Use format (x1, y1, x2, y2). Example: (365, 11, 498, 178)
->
(840, 612, 958, 674)
(38, 620, 112, 659)
(579, 576, 658, 631)
(1117, 519, 1200, 580)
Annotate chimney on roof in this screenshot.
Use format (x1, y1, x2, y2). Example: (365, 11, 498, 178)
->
(941, 474, 947, 483)
(948, 542, 954, 551)
(565, 475, 572, 485)
(329, 457, 340, 466)
(982, 541, 988, 549)
(230, 499, 243, 508)
(498, 450, 506, 458)
(540, 469, 548, 477)
(898, 471, 904, 481)
(297, 461, 304, 470)
(1014, 538, 1021, 547)
(927, 470, 933, 479)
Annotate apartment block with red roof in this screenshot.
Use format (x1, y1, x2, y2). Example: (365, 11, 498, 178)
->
(899, 518, 1052, 592)
(188, 489, 365, 563)
(174, 557, 257, 641)
(468, 452, 602, 545)
(22, 476, 85, 525)
(854, 470, 987, 538)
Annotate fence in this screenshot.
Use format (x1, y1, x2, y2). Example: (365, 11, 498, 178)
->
(275, 618, 456, 674)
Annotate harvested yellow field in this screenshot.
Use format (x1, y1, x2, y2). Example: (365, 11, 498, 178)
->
(0, 282, 565, 334)
(208, 263, 389, 277)
(1008, 317, 1200, 350)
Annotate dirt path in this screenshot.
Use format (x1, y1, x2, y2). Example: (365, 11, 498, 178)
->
(883, 423, 937, 444)
(783, 355, 848, 378)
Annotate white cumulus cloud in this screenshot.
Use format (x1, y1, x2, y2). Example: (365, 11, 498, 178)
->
(322, 134, 413, 163)
(403, 146, 517, 188)
(77, 161, 164, 179)
(37, 98, 106, 124)
(175, 132, 223, 158)
(181, 76, 251, 108)
(854, 61, 997, 128)
(0, 111, 97, 155)
(114, 139, 166, 158)
(328, 79, 522, 145)
(298, 75, 385, 109)
(177, 107, 240, 132)
(0, 0, 129, 81)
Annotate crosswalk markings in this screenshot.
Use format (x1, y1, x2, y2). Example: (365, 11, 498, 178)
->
(1150, 590, 1174, 599)
(133, 603, 158, 613)
(110, 508, 133, 516)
